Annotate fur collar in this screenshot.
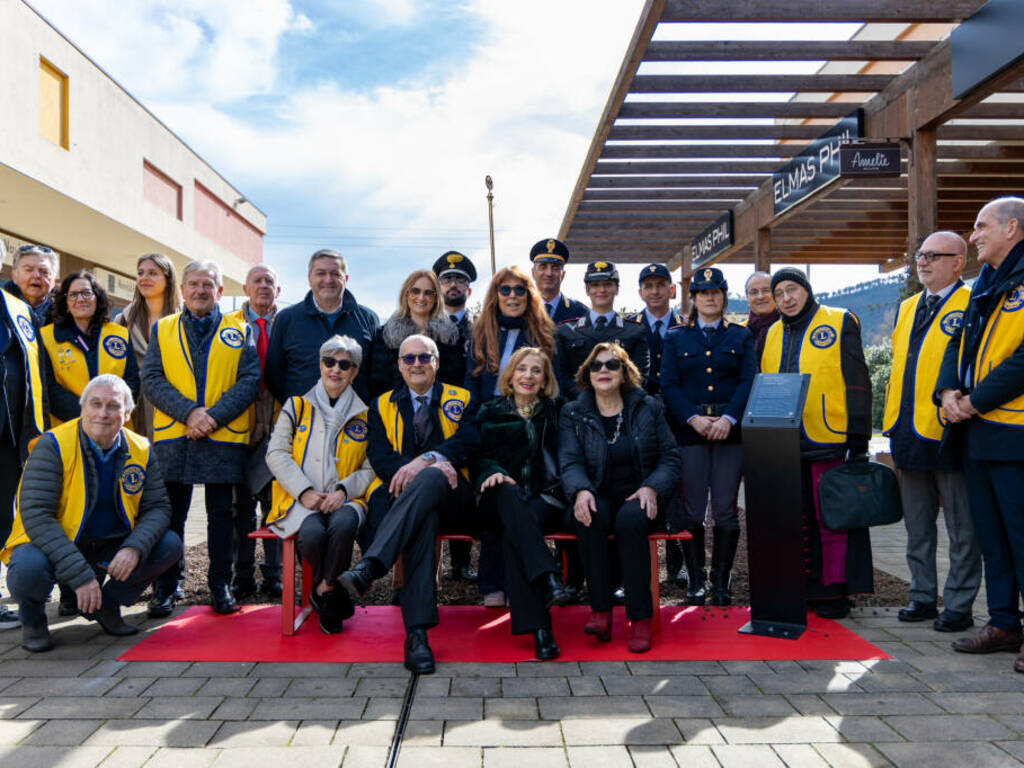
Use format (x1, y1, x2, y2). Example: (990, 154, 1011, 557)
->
(380, 312, 459, 348)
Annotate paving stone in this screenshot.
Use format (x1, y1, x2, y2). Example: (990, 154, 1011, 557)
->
(143, 747, 218, 768)
(357, 677, 414, 697)
(409, 696, 482, 720)
(248, 677, 290, 697)
(600, 676, 706, 696)
(444, 719, 563, 746)
(666, 744, 722, 768)
(715, 694, 798, 717)
(699, 675, 761, 695)
(209, 720, 299, 747)
(362, 698, 402, 720)
(84, 660, 127, 677)
(884, 714, 1016, 741)
(485, 698, 539, 720)
(996, 715, 1024, 734)
(925, 691, 1024, 714)
(561, 717, 681, 746)
(250, 662, 349, 678)
(210, 698, 257, 720)
(291, 720, 339, 746)
(821, 693, 943, 716)
(784, 695, 837, 716)
(116, 662, 190, 678)
(748, 672, 861, 695)
(11, 677, 119, 697)
(628, 661, 726, 676)
(672, 718, 724, 744)
(0, 718, 42, 744)
(21, 719, 101, 745)
(0, 678, 19, 693)
(568, 677, 606, 696)
(627, 746, 678, 768)
(21, 696, 147, 719)
(813, 743, 895, 768)
(143, 677, 206, 697)
(484, 746, 568, 768)
(714, 716, 841, 744)
(284, 678, 359, 697)
(0, 697, 39, 719)
(912, 671, 1024, 692)
(502, 677, 570, 698)
(720, 661, 773, 675)
(580, 662, 628, 676)
(451, 677, 501, 698)
(0, 745, 113, 767)
(395, 746, 482, 768)
(180, 662, 254, 678)
(712, 744, 786, 767)
(105, 678, 157, 697)
(843, 671, 930, 693)
(876, 742, 1018, 768)
(515, 662, 580, 677)
(566, 745, 633, 768)
(823, 716, 902, 742)
(772, 744, 831, 767)
(330, 719, 395, 746)
(0, 659, 98, 677)
(539, 696, 649, 720)
(342, 745, 388, 766)
(643, 696, 724, 718)
(797, 662, 869, 675)
(195, 677, 256, 697)
(85, 719, 221, 747)
(346, 662, 409, 678)
(433, 662, 515, 678)
(414, 677, 451, 697)
(994, 742, 1024, 762)
(211, 746, 347, 768)
(132, 696, 223, 720)
(402, 720, 444, 746)
(250, 697, 368, 720)
(96, 745, 157, 768)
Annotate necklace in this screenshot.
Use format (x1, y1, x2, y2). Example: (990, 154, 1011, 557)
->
(606, 411, 623, 445)
(516, 400, 538, 420)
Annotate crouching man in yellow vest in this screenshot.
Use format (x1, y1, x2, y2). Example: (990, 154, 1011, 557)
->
(340, 334, 479, 674)
(2, 375, 182, 652)
(140, 261, 260, 618)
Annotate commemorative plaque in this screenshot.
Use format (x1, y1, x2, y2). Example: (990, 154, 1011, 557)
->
(739, 373, 810, 639)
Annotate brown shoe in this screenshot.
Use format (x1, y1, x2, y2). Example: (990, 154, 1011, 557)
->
(951, 624, 1022, 654)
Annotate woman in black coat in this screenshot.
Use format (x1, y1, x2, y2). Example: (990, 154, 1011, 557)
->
(559, 342, 681, 653)
(474, 347, 571, 660)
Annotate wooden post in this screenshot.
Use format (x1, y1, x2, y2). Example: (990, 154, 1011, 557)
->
(906, 127, 937, 264)
(679, 246, 692, 315)
(755, 227, 772, 273)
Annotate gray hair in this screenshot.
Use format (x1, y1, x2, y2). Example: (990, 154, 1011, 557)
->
(319, 334, 362, 367)
(983, 196, 1024, 229)
(308, 249, 347, 274)
(399, 334, 439, 358)
(182, 260, 223, 287)
(245, 264, 279, 284)
(744, 271, 771, 291)
(80, 374, 135, 415)
(13, 244, 58, 271)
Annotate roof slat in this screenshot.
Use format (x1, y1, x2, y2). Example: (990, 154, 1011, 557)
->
(643, 40, 933, 61)
(630, 74, 893, 93)
(660, 0, 985, 23)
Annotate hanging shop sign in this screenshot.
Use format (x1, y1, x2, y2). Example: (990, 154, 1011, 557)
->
(839, 141, 902, 178)
(772, 110, 863, 216)
(691, 210, 734, 268)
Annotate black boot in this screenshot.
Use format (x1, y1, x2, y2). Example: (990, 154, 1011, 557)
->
(709, 527, 740, 607)
(665, 539, 688, 589)
(681, 525, 707, 604)
(404, 628, 435, 674)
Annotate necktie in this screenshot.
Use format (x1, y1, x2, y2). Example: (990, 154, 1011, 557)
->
(914, 295, 941, 335)
(450, 314, 458, 324)
(703, 325, 714, 343)
(547, 303, 555, 318)
(414, 395, 432, 451)
(651, 320, 663, 358)
(255, 317, 269, 391)
(595, 316, 608, 331)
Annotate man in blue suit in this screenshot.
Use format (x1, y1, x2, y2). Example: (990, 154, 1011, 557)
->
(529, 238, 588, 324)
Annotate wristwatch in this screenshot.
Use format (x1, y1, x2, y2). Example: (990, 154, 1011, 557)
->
(421, 452, 438, 465)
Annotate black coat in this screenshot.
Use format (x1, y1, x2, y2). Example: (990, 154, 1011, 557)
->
(367, 314, 465, 400)
(625, 310, 686, 395)
(558, 388, 682, 529)
(473, 396, 563, 497)
(556, 315, 650, 399)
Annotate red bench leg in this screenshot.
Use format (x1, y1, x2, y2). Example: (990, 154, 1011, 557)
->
(281, 538, 296, 636)
(650, 538, 661, 635)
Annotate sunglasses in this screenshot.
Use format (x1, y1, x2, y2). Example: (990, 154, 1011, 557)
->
(588, 358, 623, 373)
(498, 285, 528, 297)
(408, 287, 437, 298)
(321, 358, 356, 371)
(400, 353, 435, 366)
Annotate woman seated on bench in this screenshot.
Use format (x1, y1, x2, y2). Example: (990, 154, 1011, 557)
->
(475, 347, 572, 661)
(265, 335, 375, 634)
(559, 342, 681, 653)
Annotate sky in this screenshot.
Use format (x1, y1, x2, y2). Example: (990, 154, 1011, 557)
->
(30, 0, 882, 317)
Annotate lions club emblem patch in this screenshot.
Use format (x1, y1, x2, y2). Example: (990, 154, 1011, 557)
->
(344, 418, 368, 442)
(1004, 286, 1024, 313)
(120, 464, 146, 494)
(809, 325, 837, 349)
(16, 315, 35, 342)
(219, 327, 244, 348)
(442, 398, 464, 422)
(940, 310, 964, 336)
(103, 335, 128, 359)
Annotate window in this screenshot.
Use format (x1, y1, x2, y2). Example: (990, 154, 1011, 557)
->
(39, 57, 69, 149)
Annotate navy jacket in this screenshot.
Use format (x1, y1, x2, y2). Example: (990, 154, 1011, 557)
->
(547, 294, 588, 325)
(556, 314, 649, 399)
(660, 321, 756, 446)
(265, 290, 380, 404)
(626, 310, 686, 395)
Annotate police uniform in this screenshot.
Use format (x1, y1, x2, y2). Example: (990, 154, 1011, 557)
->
(629, 264, 686, 396)
(883, 282, 980, 626)
(556, 261, 649, 398)
(529, 238, 588, 324)
(432, 251, 476, 413)
(661, 267, 755, 605)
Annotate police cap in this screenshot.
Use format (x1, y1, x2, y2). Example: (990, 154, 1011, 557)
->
(689, 266, 728, 294)
(529, 238, 570, 265)
(639, 263, 671, 285)
(584, 261, 620, 284)
(432, 251, 477, 282)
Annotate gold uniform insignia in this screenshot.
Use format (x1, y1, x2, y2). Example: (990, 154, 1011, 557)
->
(703, 269, 712, 280)
(447, 253, 463, 267)
(546, 239, 556, 253)
(594, 261, 608, 270)
(648, 266, 656, 272)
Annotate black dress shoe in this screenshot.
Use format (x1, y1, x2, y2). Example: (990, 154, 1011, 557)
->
(934, 610, 975, 633)
(211, 584, 241, 614)
(261, 579, 283, 598)
(533, 627, 560, 660)
(232, 579, 259, 599)
(404, 628, 435, 674)
(58, 596, 79, 617)
(85, 602, 139, 636)
(317, 589, 345, 635)
(21, 623, 53, 653)
(340, 561, 377, 600)
(809, 598, 851, 619)
(542, 573, 571, 609)
(147, 591, 176, 619)
(898, 601, 938, 623)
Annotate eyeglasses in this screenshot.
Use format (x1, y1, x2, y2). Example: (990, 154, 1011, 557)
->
(408, 287, 437, 298)
(400, 353, 435, 366)
(67, 290, 95, 302)
(498, 285, 528, 297)
(321, 358, 355, 371)
(773, 286, 805, 301)
(914, 250, 960, 264)
(440, 276, 469, 286)
(747, 287, 772, 298)
(18, 244, 54, 254)
(588, 358, 623, 373)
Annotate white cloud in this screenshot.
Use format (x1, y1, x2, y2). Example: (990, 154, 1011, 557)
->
(365, 0, 419, 26)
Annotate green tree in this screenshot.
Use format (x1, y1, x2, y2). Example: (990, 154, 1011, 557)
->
(864, 342, 893, 432)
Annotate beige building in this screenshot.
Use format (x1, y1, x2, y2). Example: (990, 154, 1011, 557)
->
(0, 0, 265, 302)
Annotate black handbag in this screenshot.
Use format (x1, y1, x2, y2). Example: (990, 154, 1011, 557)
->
(817, 457, 903, 530)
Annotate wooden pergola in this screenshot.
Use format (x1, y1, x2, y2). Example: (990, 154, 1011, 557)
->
(558, 0, 1024, 290)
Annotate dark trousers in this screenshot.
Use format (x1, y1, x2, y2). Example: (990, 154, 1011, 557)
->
(363, 468, 476, 629)
(481, 484, 563, 634)
(232, 483, 280, 583)
(8, 531, 183, 627)
(576, 495, 655, 620)
(160, 482, 235, 591)
(680, 443, 742, 531)
(965, 459, 1024, 632)
(297, 507, 359, 587)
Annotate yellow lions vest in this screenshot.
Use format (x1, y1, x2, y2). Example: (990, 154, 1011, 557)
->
(40, 323, 130, 426)
(762, 305, 850, 445)
(152, 312, 251, 445)
(366, 385, 472, 498)
(0, 289, 45, 438)
(2, 420, 150, 561)
(960, 282, 1024, 426)
(267, 396, 371, 524)
(883, 286, 970, 441)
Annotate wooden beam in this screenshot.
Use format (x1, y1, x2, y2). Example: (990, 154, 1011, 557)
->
(582, 190, 748, 201)
(594, 160, 788, 174)
(630, 74, 893, 93)
(601, 144, 805, 159)
(938, 125, 1024, 141)
(587, 175, 766, 188)
(558, 0, 666, 241)
(660, 0, 985, 23)
(618, 101, 865, 119)
(643, 40, 934, 61)
(754, 228, 771, 273)
(959, 103, 1024, 120)
(607, 124, 829, 141)
(937, 145, 1024, 160)
(937, 161, 1024, 175)
(578, 200, 731, 211)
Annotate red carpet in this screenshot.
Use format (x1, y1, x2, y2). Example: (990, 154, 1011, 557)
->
(119, 605, 889, 663)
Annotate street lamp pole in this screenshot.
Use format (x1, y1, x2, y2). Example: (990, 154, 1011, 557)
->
(485, 175, 496, 277)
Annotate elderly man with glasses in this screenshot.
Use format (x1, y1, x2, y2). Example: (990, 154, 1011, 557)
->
(4, 244, 57, 328)
(340, 334, 479, 674)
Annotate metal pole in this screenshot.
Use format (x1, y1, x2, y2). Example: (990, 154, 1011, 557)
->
(485, 175, 496, 277)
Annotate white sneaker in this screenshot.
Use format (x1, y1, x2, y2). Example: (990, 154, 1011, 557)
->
(0, 607, 22, 630)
